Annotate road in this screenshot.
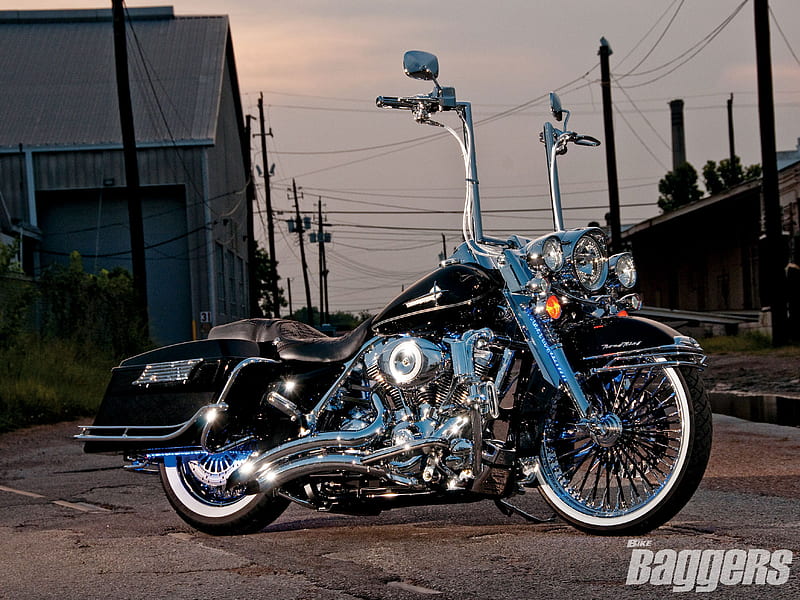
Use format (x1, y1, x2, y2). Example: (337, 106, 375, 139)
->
(1, 414, 798, 599)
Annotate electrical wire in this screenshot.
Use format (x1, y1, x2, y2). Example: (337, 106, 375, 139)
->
(612, 0, 749, 88)
(617, 0, 686, 78)
(770, 4, 800, 68)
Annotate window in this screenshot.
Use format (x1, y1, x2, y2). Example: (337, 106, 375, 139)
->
(216, 243, 225, 314)
(227, 249, 236, 317)
(237, 256, 246, 316)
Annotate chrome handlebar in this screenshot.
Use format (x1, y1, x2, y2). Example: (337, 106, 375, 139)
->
(376, 95, 444, 112)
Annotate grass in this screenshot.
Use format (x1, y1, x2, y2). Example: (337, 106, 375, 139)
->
(0, 335, 117, 433)
(699, 332, 800, 355)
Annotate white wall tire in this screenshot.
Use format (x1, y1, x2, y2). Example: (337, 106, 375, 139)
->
(160, 454, 288, 535)
(535, 366, 711, 535)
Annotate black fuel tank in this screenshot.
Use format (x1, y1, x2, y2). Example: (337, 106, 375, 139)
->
(373, 263, 501, 335)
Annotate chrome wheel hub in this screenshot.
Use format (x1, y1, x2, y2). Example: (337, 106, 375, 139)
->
(188, 453, 247, 487)
(581, 413, 623, 448)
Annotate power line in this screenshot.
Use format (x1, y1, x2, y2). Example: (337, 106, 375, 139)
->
(615, 0, 681, 70)
(613, 105, 670, 172)
(612, 80, 671, 150)
(618, 0, 686, 77)
(613, 0, 749, 89)
(769, 4, 800, 68)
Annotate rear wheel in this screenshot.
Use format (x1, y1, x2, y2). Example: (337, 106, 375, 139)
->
(535, 366, 711, 534)
(160, 449, 288, 535)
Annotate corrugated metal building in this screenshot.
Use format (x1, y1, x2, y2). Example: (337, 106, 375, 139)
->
(0, 6, 250, 344)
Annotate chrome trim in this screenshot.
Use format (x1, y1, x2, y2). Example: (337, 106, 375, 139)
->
(265, 391, 303, 421)
(75, 403, 227, 442)
(585, 342, 707, 375)
(361, 438, 449, 466)
(215, 357, 279, 406)
(132, 358, 202, 386)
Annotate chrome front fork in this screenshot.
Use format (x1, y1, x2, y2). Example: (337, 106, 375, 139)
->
(504, 291, 592, 419)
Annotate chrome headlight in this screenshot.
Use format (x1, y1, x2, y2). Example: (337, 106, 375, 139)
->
(609, 252, 637, 289)
(525, 235, 564, 273)
(571, 231, 608, 291)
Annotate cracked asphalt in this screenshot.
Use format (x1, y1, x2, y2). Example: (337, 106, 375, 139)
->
(1, 415, 798, 599)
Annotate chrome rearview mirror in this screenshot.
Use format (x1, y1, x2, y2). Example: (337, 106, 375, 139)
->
(404, 51, 439, 81)
(549, 92, 564, 122)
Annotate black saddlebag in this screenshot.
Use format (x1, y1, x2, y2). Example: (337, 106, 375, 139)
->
(80, 338, 262, 453)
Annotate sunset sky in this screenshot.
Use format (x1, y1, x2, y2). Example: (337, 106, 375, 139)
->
(6, 1, 800, 314)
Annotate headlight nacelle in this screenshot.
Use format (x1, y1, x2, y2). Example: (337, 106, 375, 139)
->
(609, 252, 637, 289)
(567, 229, 608, 292)
(525, 235, 564, 273)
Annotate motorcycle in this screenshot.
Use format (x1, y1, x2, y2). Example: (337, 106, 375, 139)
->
(77, 51, 711, 536)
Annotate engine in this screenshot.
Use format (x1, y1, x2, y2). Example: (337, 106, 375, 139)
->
(321, 329, 514, 492)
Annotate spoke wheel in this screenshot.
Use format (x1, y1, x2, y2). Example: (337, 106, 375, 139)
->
(160, 448, 288, 535)
(536, 366, 711, 534)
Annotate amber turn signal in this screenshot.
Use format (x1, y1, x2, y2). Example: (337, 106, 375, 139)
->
(545, 295, 562, 319)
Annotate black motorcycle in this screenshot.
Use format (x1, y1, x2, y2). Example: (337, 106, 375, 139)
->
(78, 51, 711, 536)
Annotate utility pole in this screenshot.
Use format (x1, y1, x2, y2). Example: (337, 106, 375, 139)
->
(754, 0, 788, 345)
(292, 179, 314, 326)
(599, 37, 622, 253)
(111, 0, 148, 330)
(727, 93, 736, 165)
(244, 115, 259, 317)
(317, 197, 330, 324)
(257, 93, 280, 317)
(287, 278, 293, 316)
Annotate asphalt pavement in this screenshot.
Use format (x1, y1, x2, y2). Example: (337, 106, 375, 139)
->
(0, 414, 797, 599)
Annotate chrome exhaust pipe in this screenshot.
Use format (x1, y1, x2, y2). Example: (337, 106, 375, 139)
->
(227, 395, 389, 490)
(243, 454, 407, 495)
(245, 437, 449, 495)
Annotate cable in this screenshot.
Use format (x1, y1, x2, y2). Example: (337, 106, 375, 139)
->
(770, 4, 800, 68)
(613, 105, 670, 172)
(613, 0, 749, 88)
(612, 79, 671, 151)
(615, 0, 681, 70)
(618, 0, 686, 77)
(272, 65, 599, 181)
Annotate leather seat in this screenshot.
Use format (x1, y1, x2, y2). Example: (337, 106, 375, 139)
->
(208, 318, 375, 363)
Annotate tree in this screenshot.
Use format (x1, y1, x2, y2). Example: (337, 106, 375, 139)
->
(658, 162, 703, 213)
(253, 245, 286, 317)
(702, 156, 762, 196)
(38, 252, 149, 358)
(0, 240, 36, 346)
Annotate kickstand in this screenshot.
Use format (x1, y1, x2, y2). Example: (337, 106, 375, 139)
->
(495, 498, 556, 524)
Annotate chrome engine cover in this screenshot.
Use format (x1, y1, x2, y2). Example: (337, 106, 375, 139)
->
(375, 337, 444, 388)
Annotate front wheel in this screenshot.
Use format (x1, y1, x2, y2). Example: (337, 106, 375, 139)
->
(160, 450, 288, 535)
(535, 366, 711, 535)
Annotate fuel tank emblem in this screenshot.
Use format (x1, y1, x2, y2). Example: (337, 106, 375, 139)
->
(404, 283, 445, 308)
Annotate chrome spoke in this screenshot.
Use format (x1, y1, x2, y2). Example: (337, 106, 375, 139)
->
(539, 365, 686, 518)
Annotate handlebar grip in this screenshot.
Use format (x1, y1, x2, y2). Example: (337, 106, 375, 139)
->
(574, 134, 601, 147)
(376, 96, 413, 110)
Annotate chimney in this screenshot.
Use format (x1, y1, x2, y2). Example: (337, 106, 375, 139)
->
(669, 99, 686, 169)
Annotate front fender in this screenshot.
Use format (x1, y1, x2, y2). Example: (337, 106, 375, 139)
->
(561, 315, 705, 373)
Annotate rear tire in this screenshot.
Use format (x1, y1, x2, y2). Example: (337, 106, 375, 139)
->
(535, 366, 711, 535)
(160, 451, 288, 535)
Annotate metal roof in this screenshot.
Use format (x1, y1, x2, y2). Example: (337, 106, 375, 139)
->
(0, 7, 229, 150)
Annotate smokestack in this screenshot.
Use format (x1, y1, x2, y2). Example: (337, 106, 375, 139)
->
(669, 99, 686, 169)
